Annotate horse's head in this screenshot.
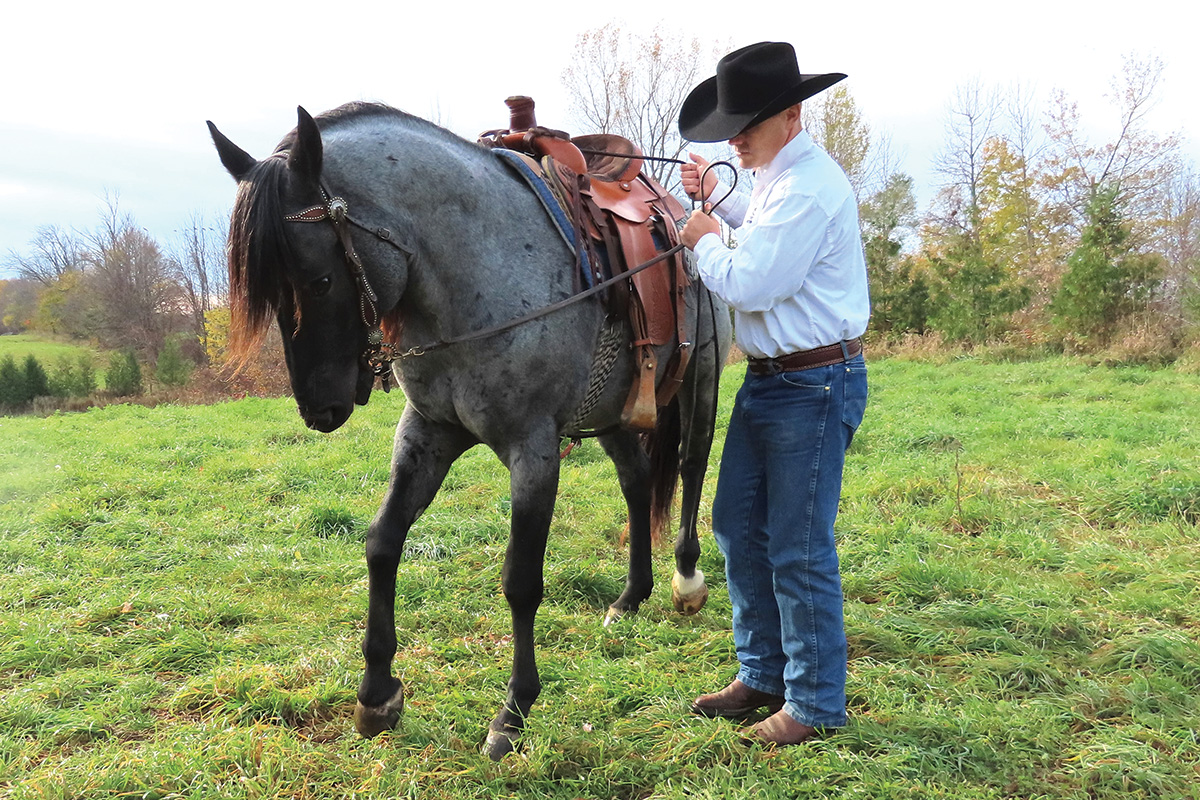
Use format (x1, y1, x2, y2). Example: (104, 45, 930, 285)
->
(208, 107, 384, 433)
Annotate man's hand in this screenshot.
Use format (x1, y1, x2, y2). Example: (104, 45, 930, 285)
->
(681, 205, 721, 250)
(680, 152, 717, 202)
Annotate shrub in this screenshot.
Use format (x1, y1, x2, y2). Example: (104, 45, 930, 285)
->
(0, 354, 26, 409)
(105, 350, 143, 397)
(156, 335, 193, 388)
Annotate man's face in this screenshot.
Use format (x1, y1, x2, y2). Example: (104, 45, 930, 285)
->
(728, 105, 801, 171)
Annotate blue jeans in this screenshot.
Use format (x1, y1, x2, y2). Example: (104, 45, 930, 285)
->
(712, 353, 867, 729)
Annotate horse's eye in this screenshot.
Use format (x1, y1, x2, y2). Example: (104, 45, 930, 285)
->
(310, 275, 333, 297)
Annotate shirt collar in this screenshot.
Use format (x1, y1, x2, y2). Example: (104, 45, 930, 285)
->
(754, 130, 813, 186)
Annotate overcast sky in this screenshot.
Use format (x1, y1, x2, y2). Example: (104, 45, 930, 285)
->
(2, 0, 1196, 277)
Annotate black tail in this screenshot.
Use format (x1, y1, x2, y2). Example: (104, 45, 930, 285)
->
(646, 398, 682, 544)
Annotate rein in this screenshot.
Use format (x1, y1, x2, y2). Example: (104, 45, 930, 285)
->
(280, 157, 736, 381)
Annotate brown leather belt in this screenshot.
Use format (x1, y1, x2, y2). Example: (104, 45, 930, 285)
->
(747, 338, 863, 375)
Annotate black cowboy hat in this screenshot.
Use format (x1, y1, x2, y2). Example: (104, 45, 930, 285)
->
(678, 42, 846, 143)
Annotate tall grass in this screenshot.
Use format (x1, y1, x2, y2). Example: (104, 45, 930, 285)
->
(1, 356, 1198, 799)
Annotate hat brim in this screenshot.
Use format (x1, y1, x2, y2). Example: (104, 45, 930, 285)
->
(678, 72, 847, 143)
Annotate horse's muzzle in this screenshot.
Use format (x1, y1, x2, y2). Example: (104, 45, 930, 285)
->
(298, 402, 353, 433)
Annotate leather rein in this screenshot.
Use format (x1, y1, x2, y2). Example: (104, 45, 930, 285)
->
(281, 158, 735, 390)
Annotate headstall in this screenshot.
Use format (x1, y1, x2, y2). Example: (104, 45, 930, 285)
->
(283, 185, 403, 392)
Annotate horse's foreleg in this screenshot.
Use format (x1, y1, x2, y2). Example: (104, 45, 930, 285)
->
(598, 430, 654, 626)
(355, 408, 473, 738)
(485, 430, 559, 760)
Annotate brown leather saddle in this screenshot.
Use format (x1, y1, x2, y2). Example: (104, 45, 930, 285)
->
(480, 96, 694, 431)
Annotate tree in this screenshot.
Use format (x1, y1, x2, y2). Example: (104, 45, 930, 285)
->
(930, 79, 1001, 244)
(1154, 165, 1200, 329)
(22, 355, 50, 400)
(926, 232, 1031, 343)
(0, 278, 40, 333)
(860, 174, 926, 333)
(1042, 55, 1179, 245)
(1051, 186, 1164, 343)
(562, 23, 723, 189)
(4, 225, 85, 287)
(155, 334, 192, 387)
(85, 196, 189, 354)
(804, 85, 874, 201)
(105, 349, 143, 397)
(0, 355, 26, 409)
(171, 213, 228, 361)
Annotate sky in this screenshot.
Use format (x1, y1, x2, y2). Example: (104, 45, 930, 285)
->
(2, 0, 1197, 278)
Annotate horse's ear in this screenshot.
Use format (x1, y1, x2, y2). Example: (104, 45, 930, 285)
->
(207, 121, 257, 182)
(287, 106, 323, 180)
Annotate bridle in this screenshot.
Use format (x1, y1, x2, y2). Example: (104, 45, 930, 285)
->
(283, 183, 412, 391)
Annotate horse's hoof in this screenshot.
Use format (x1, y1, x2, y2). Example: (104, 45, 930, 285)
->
(672, 569, 708, 615)
(603, 606, 625, 627)
(354, 687, 405, 738)
(483, 726, 519, 760)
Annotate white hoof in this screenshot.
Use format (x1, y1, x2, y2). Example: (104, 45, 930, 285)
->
(672, 569, 708, 615)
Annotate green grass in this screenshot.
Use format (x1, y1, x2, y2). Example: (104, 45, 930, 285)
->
(0, 335, 106, 366)
(2, 355, 1199, 799)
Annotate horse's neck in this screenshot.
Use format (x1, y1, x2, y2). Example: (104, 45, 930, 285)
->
(336, 129, 572, 338)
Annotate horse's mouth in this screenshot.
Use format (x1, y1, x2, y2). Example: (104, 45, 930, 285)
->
(299, 403, 353, 433)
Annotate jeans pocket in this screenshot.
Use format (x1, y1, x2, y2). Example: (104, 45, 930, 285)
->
(841, 363, 867, 432)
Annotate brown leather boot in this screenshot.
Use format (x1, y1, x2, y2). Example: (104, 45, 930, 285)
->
(691, 679, 785, 719)
(740, 709, 821, 746)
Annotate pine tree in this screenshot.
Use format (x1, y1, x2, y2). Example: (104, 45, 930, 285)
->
(155, 336, 192, 387)
(22, 355, 50, 400)
(0, 355, 27, 409)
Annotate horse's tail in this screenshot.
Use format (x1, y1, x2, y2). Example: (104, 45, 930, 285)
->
(647, 397, 682, 545)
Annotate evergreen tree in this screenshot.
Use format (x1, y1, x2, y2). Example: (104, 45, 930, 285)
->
(927, 233, 1030, 343)
(22, 355, 50, 400)
(76, 353, 97, 396)
(1051, 187, 1164, 343)
(0, 355, 27, 409)
(155, 335, 192, 387)
(49, 355, 76, 398)
(106, 350, 143, 397)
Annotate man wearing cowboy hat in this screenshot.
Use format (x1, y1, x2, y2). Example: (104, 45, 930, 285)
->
(678, 41, 870, 747)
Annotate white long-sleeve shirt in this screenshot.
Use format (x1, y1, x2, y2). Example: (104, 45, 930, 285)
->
(693, 130, 871, 359)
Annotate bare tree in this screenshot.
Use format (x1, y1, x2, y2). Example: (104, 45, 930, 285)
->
(562, 23, 724, 188)
(171, 213, 228, 360)
(85, 195, 187, 354)
(1156, 165, 1200, 323)
(931, 79, 1002, 241)
(1042, 54, 1180, 242)
(5, 225, 86, 286)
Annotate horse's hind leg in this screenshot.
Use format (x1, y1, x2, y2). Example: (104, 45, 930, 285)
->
(598, 429, 654, 626)
(355, 406, 474, 739)
(672, 301, 728, 615)
(485, 425, 560, 760)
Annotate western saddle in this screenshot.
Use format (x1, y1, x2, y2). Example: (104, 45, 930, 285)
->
(479, 96, 694, 432)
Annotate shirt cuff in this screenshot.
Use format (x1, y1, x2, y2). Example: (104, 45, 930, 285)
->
(692, 232, 726, 274)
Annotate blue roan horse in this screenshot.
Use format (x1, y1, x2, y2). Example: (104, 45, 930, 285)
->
(208, 103, 730, 759)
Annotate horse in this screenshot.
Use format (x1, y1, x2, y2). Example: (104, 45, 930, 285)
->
(207, 102, 731, 759)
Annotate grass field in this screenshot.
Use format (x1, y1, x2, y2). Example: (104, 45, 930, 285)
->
(0, 335, 105, 367)
(1, 354, 1198, 799)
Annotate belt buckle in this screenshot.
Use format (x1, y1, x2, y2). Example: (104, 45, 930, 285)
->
(763, 357, 783, 376)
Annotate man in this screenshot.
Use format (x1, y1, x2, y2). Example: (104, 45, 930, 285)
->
(677, 41, 870, 747)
